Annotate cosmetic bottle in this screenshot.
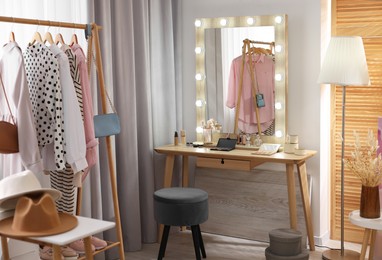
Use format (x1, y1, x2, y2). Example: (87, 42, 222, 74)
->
(180, 130, 186, 144)
(174, 131, 179, 145)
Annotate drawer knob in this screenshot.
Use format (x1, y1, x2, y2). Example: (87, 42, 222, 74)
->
(221, 159, 225, 164)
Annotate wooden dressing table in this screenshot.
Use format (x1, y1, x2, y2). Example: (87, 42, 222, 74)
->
(154, 144, 317, 251)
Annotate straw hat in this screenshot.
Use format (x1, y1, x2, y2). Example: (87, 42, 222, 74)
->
(0, 193, 77, 237)
(0, 170, 61, 211)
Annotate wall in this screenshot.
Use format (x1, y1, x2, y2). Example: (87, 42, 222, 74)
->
(181, 0, 329, 244)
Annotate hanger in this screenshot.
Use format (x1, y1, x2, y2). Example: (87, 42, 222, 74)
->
(248, 47, 273, 55)
(55, 33, 65, 46)
(70, 33, 78, 46)
(43, 31, 54, 45)
(29, 31, 43, 45)
(9, 31, 15, 42)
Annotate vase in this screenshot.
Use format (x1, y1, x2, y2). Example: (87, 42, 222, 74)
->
(203, 128, 212, 143)
(360, 185, 380, 218)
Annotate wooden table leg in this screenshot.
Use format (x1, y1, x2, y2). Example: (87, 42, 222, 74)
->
(369, 229, 376, 260)
(296, 161, 315, 251)
(52, 245, 61, 260)
(286, 163, 297, 230)
(1, 236, 9, 260)
(163, 155, 175, 188)
(182, 155, 189, 188)
(360, 228, 371, 260)
(83, 236, 94, 260)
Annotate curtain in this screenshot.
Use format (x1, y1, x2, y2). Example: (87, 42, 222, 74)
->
(85, 0, 183, 257)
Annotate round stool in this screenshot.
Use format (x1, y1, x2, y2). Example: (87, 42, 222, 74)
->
(154, 187, 208, 260)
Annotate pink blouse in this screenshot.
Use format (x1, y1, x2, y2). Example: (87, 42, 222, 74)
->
(226, 53, 275, 134)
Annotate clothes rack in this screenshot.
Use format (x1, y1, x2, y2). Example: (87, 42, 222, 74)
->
(0, 16, 125, 260)
(234, 38, 274, 135)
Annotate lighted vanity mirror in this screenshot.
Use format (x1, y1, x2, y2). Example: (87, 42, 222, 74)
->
(195, 15, 288, 144)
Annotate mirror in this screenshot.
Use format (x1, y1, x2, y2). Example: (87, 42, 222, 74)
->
(195, 15, 288, 144)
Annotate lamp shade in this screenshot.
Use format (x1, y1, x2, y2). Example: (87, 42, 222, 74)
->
(318, 36, 370, 86)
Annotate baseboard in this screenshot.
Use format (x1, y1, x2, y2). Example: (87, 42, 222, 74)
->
(314, 231, 330, 246)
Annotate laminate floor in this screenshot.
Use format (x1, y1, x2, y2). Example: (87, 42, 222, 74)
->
(124, 230, 363, 260)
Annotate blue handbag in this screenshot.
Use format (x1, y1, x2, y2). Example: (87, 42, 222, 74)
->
(94, 113, 120, 138)
(93, 90, 121, 138)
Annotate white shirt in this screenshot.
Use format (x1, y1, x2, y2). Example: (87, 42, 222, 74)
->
(0, 42, 43, 178)
(48, 44, 87, 173)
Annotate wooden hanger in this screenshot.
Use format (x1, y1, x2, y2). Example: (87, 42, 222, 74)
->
(43, 31, 54, 45)
(9, 31, 15, 42)
(29, 31, 43, 45)
(70, 34, 78, 46)
(55, 33, 65, 45)
(248, 47, 273, 55)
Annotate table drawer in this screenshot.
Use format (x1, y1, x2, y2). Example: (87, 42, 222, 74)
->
(196, 157, 251, 171)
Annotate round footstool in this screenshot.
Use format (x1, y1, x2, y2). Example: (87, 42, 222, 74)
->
(154, 187, 208, 260)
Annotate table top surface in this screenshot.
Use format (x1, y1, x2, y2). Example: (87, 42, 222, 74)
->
(155, 144, 317, 163)
(1, 216, 115, 245)
(349, 210, 382, 230)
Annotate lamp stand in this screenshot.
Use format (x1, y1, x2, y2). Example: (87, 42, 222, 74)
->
(322, 86, 360, 260)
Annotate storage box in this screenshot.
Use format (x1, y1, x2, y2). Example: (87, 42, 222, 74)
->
(268, 228, 302, 256)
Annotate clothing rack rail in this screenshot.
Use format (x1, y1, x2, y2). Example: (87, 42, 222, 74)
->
(0, 15, 125, 260)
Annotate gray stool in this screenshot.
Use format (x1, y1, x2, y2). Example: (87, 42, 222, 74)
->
(154, 187, 208, 260)
(265, 228, 309, 260)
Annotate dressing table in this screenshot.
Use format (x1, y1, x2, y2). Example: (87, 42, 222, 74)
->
(154, 144, 316, 251)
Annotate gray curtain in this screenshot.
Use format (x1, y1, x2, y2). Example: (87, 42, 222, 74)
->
(83, 0, 183, 258)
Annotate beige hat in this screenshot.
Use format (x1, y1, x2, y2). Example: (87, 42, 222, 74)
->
(0, 170, 61, 211)
(0, 193, 78, 237)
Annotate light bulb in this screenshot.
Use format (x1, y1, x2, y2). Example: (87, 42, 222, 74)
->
(275, 102, 282, 110)
(275, 16, 283, 24)
(220, 19, 228, 26)
(195, 99, 205, 107)
(246, 17, 255, 25)
(275, 130, 283, 138)
(195, 73, 204, 81)
(275, 45, 282, 53)
(196, 126, 203, 134)
(275, 74, 282, 81)
(195, 47, 203, 54)
(195, 19, 202, 27)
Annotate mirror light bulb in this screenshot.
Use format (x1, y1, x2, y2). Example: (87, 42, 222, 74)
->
(275, 45, 282, 53)
(220, 19, 228, 26)
(275, 16, 283, 24)
(275, 102, 282, 110)
(195, 73, 204, 81)
(195, 99, 205, 107)
(275, 74, 282, 81)
(195, 19, 202, 27)
(246, 17, 255, 25)
(275, 130, 283, 138)
(196, 126, 203, 134)
(195, 47, 203, 54)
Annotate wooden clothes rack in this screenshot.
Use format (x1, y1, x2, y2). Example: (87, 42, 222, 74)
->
(0, 16, 125, 260)
(234, 38, 274, 135)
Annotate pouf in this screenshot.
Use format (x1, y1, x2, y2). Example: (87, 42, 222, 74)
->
(154, 187, 208, 260)
(265, 247, 309, 260)
(269, 228, 302, 256)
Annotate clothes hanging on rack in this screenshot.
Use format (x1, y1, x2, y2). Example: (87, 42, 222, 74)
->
(0, 42, 43, 177)
(71, 43, 98, 181)
(226, 52, 275, 134)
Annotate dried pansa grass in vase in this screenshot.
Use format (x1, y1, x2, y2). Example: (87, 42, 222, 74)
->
(344, 129, 382, 187)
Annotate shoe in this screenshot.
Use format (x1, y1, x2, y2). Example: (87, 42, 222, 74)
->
(69, 239, 95, 254)
(60, 246, 78, 259)
(39, 246, 64, 260)
(91, 236, 108, 250)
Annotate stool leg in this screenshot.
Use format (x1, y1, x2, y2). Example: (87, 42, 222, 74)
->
(196, 225, 206, 258)
(158, 225, 170, 260)
(191, 225, 202, 260)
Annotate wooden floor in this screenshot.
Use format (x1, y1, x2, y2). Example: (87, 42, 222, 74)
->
(124, 230, 363, 260)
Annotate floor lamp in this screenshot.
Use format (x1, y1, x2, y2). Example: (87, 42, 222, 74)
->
(318, 36, 370, 260)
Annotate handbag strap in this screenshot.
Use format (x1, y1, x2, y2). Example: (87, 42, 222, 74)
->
(90, 51, 117, 114)
(0, 73, 16, 125)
